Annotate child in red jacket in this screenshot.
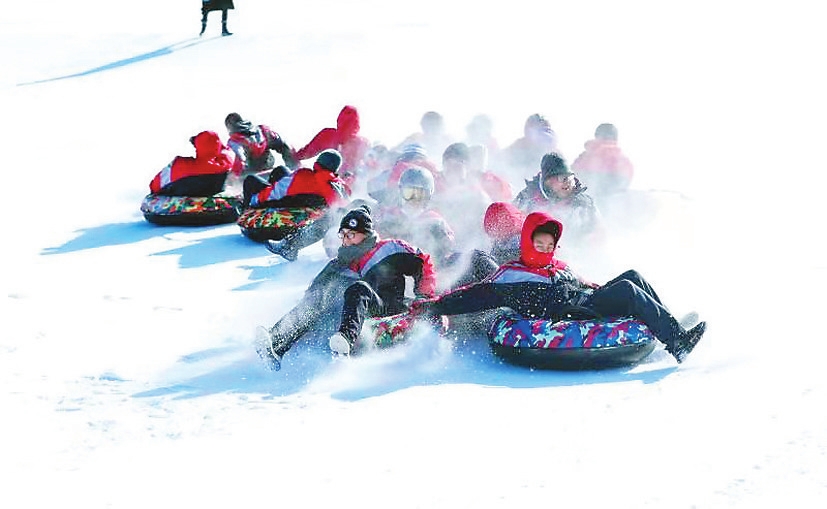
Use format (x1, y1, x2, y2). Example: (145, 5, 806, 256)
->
(149, 131, 235, 197)
(571, 123, 634, 197)
(293, 105, 371, 188)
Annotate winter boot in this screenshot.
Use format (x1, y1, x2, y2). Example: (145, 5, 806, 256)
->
(255, 326, 282, 371)
(199, 13, 207, 36)
(671, 321, 707, 363)
(265, 235, 299, 262)
(221, 20, 232, 36)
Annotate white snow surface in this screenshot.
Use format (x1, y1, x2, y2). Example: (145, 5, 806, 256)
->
(2, 1, 826, 507)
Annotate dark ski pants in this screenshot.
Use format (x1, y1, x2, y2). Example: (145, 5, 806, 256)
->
(269, 264, 354, 356)
(242, 174, 270, 208)
(584, 270, 682, 348)
(288, 213, 333, 251)
(157, 173, 227, 197)
(338, 281, 407, 344)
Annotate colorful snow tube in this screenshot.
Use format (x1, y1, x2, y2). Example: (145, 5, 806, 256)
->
(362, 312, 449, 349)
(141, 193, 242, 226)
(488, 314, 657, 370)
(236, 206, 328, 242)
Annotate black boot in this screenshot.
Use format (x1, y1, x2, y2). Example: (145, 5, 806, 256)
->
(199, 14, 207, 36)
(265, 234, 299, 262)
(221, 11, 232, 36)
(671, 321, 707, 363)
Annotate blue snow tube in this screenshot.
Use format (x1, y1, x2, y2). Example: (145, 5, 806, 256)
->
(488, 313, 657, 370)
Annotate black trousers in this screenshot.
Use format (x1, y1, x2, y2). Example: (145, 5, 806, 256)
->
(242, 173, 327, 209)
(201, 9, 229, 23)
(338, 281, 408, 344)
(156, 173, 227, 197)
(584, 270, 682, 348)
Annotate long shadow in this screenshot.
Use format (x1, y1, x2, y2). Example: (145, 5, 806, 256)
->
(37, 218, 325, 286)
(41, 220, 255, 255)
(41, 221, 175, 254)
(17, 36, 223, 86)
(149, 232, 271, 269)
(130, 330, 678, 402)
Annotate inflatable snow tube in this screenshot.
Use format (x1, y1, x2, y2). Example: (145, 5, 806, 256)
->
(488, 314, 657, 370)
(236, 206, 328, 242)
(362, 312, 449, 350)
(141, 193, 242, 226)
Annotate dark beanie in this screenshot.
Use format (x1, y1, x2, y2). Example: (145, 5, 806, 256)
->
(442, 142, 470, 162)
(316, 149, 343, 173)
(540, 153, 573, 179)
(595, 123, 618, 141)
(339, 205, 373, 234)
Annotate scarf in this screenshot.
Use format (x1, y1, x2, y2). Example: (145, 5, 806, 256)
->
(336, 232, 379, 266)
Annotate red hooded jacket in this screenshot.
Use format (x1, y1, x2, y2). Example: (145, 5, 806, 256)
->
(150, 131, 235, 193)
(571, 138, 634, 193)
(294, 106, 371, 180)
(495, 211, 569, 280)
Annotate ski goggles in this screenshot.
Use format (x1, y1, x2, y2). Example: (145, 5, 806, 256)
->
(401, 186, 429, 202)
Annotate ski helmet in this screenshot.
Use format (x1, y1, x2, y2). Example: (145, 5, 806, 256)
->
(399, 166, 435, 196)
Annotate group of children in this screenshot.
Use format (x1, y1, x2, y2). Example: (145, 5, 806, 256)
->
(145, 106, 706, 371)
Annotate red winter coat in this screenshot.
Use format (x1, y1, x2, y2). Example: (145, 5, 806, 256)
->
(571, 139, 634, 194)
(294, 106, 371, 181)
(150, 131, 235, 194)
(249, 161, 351, 208)
(348, 238, 437, 300)
(477, 171, 513, 202)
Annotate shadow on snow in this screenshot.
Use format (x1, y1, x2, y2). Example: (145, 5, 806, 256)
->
(131, 331, 677, 402)
(17, 37, 223, 86)
(40, 220, 277, 270)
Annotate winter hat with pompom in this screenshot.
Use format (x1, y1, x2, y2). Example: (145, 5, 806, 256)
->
(339, 205, 374, 234)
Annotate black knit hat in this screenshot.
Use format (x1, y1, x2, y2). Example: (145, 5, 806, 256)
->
(540, 153, 573, 179)
(339, 205, 373, 234)
(316, 149, 343, 173)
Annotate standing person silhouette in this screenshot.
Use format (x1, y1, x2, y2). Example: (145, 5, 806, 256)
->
(200, 0, 234, 37)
